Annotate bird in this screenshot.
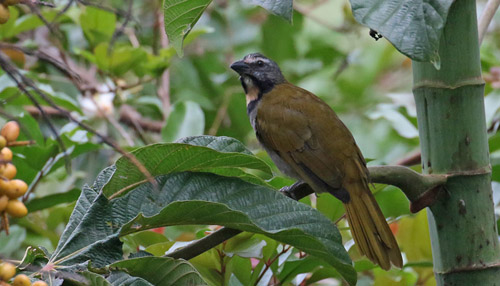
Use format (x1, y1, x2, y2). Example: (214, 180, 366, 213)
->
(230, 53, 402, 270)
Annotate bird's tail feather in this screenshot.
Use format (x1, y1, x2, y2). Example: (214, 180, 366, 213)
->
(344, 183, 402, 270)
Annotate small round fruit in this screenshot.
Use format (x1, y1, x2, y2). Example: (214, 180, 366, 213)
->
(1, 121, 20, 143)
(0, 195, 8, 211)
(4, 180, 27, 199)
(4, 0, 21, 5)
(0, 147, 13, 161)
(0, 179, 8, 193)
(0, 136, 6, 149)
(13, 274, 31, 286)
(32, 282, 47, 286)
(0, 262, 16, 281)
(6, 200, 27, 218)
(0, 5, 9, 25)
(3, 163, 16, 180)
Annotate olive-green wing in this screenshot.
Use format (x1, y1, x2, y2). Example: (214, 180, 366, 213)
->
(256, 83, 367, 199)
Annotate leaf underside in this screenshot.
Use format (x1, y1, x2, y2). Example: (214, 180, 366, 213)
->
(350, 0, 454, 62)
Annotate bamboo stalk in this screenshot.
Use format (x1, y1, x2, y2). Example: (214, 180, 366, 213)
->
(412, 0, 500, 284)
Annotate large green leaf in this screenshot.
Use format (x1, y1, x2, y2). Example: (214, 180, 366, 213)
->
(25, 188, 80, 212)
(163, 0, 212, 56)
(350, 0, 454, 62)
(50, 169, 355, 284)
(162, 101, 205, 142)
(250, 0, 294, 22)
(110, 257, 207, 286)
(102, 136, 273, 198)
(120, 172, 355, 284)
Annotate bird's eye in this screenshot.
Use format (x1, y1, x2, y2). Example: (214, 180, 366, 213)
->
(256, 60, 264, 67)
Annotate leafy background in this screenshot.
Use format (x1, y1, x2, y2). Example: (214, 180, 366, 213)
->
(0, 0, 500, 285)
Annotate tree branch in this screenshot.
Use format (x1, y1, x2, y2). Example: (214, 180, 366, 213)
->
(369, 165, 447, 212)
(165, 165, 447, 261)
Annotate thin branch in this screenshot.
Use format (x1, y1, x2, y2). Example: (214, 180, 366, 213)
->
(0, 43, 83, 85)
(0, 52, 157, 195)
(478, 0, 500, 44)
(24, 0, 63, 39)
(394, 150, 421, 166)
(108, 0, 133, 56)
(254, 245, 291, 285)
(111, 105, 164, 133)
(157, 10, 171, 120)
(0, 52, 71, 170)
(25, 105, 164, 133)
(166, 228, 242, 260)
(26, 0, 56, 7)
(208, 87, 236, 135)
(76, 0, 136, 19)
(47, 0, 74, 32)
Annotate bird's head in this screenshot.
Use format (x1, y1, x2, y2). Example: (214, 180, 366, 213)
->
(230, 53, 285, 94)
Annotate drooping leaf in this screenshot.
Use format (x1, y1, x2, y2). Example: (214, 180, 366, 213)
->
(50, 169, 356, 285)
(110, 257, 207, 286)
(250, 0, 294, 22)
(163, 0, 212, 56)
(25, 188, 81, 212)
(350, 0, 454, 62)
(102, 136, 273, 198)
(162, 101, 205, 142)
(119, 172, 356, 284)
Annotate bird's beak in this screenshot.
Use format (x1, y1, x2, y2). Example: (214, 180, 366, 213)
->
(230, 60, 250, 75)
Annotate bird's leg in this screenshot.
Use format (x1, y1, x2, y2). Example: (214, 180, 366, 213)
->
(279, 181, 315, 201)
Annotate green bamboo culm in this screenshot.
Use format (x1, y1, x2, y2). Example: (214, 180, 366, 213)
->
(412, 0, 500, 284)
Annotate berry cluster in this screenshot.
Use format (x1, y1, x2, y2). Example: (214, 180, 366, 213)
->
(0, 262, 47, 286)
(0, 122, 28, 232)
(0, 0, 19, 24)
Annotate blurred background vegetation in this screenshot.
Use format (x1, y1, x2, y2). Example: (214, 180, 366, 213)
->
(1, 0, 500, 285)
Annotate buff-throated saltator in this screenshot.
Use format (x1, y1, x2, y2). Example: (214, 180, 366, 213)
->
(230, 53, 402, 270)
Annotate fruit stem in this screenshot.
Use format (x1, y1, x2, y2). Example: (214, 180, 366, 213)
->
(7, 140, 35, 147)
(0, 212, 9, 235)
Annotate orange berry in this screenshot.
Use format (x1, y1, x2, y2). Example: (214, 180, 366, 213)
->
(0, 148, 12, 162)
(1, 122, 20, 143)
(32, 282, 47, 286)
(6, 200, 27, 218)
(4, 180, 27, 199)
(0, 5, 9, 25)
(2, 163, 16, 180)
(0, 262, 16, 281)
(0, 179, 8, 194)
(0, 195, 8, 212)
(12, 274, 30, 286)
